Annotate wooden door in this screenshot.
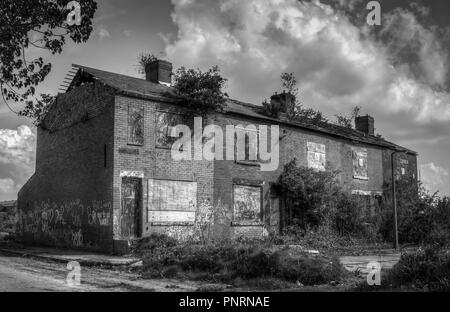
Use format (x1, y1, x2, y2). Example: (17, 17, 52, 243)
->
(121, 177, 142, 239)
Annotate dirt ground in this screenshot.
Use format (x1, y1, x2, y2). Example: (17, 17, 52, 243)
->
(0, 250, 235, 292)
(0, 249, 372, 292)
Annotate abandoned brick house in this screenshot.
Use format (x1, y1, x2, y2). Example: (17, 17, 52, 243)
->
(17, 60, 418, 253)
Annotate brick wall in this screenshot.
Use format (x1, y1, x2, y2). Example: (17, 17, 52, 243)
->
(112, 95, 214, 245)
(212, 113, 389, 238)
(17, 82, 115, 252)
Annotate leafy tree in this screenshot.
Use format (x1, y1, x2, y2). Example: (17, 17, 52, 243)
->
(171, 66, 229, 116)
(0, 0, 97, 124)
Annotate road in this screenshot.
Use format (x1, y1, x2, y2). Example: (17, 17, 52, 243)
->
(0, 251, 218, 292)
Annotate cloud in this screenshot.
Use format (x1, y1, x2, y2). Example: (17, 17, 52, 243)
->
(420, 162, 450, 195)
(0, 125, 35, 200)
(97, 27, 111, 40)
(164, 0, 450, 124)
(123, 29, 132, 37)
(381, 8, 448, 87)
(0, 178, 16, 194)
(164, 0, 450, 192)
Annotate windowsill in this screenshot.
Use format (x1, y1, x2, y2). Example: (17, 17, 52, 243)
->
(150, 221, 194, 226)
(156, 145, 186, 152)
(354, 176, 369, 181)
(126, 143, 143, 147)
(235, 160, 261, 167)
(231, 221, 264, 227)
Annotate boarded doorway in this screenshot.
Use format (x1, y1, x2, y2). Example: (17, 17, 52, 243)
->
(121, 177, 142, 239)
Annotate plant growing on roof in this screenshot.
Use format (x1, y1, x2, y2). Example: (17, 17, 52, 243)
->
(262, 72, 328, 124)
(334, 106, 361, 129)
(171, 66, 229, 117)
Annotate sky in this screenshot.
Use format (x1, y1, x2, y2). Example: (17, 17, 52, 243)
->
(1, 0, 450, 200)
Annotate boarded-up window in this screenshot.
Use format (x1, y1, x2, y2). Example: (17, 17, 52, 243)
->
(307, 142, 326, 171)
(128, 105, 144, 145)
(398, 158, 409, 177)
(147, 179, 197, 223)
(156, 112, 185, 148)
(353, 148, 368, 180)
(233, 185, 262, 223)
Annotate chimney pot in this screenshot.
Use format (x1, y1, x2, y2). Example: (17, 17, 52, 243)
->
(145, 59, 172, 86)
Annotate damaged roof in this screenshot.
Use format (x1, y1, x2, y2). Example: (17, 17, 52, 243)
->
(66, 64, 417, 155)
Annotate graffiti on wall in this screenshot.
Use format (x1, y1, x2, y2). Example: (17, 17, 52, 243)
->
(18, 199, 111, 248)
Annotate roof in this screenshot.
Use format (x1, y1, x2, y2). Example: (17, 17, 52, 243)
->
(66, 64, 417, 155)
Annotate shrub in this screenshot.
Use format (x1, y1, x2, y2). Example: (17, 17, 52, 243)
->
(384, 247, 450, 291)
(333, 192, 364, 235)
(278, 159, 340, 229)
(140, 236, 346, 287)
(171, 66, 229, 117)
(380, 176, 450, 247)
(131, 233, 177, 256)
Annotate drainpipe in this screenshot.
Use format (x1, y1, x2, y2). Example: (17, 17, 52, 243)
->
(391, 150, 405, 250)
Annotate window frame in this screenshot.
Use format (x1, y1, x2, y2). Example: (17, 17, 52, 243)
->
(352, 147, 369, 180)
(306, 142, 326, 171)
(155, 110, 187, 150)
(127, 104, 144, 146)
(231, 183, 263, 226)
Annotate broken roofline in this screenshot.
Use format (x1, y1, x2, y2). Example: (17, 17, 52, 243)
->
(67, 64, 417, 156)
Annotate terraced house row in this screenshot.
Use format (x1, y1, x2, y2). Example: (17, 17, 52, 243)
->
(17, 60, 418, 254)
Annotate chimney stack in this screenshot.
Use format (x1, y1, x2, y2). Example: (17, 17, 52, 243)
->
(355, 115, 375, 136)
(145, 60, 172, 86)
(270, 91, 296, 119)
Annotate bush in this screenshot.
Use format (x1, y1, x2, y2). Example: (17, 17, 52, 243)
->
(277, 160, 383, 243)
(139, 236, 346, 287)
(278, 159, 341, 228)
(171, 66, 229, 116)
(131, 233, 177, 256)
(384, 247, 450, 291)
(380, 176, 450, 247)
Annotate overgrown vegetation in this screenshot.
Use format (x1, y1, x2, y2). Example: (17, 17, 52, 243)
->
(379, 176, 450, 247)
(334, 106, 361, 129)
(277, 159, 381, 244)
(362, 246, 450, 292)
(137, 233, 346, 289)
(262, 72, 327, 123)
(262, 73, 370, 130)
(136, 53, 158, 75)
(171, 66, 229, 116)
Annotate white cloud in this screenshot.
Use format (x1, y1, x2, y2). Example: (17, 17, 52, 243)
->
(97, 27, 111, 40)
(0, 125, 35, 200)
(164, 0, 450, 126)
(381, 8, 448, 87)
(420, 162, 450, 195)
(162, 0, 450, 185)
(0, 178, 16, 194)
